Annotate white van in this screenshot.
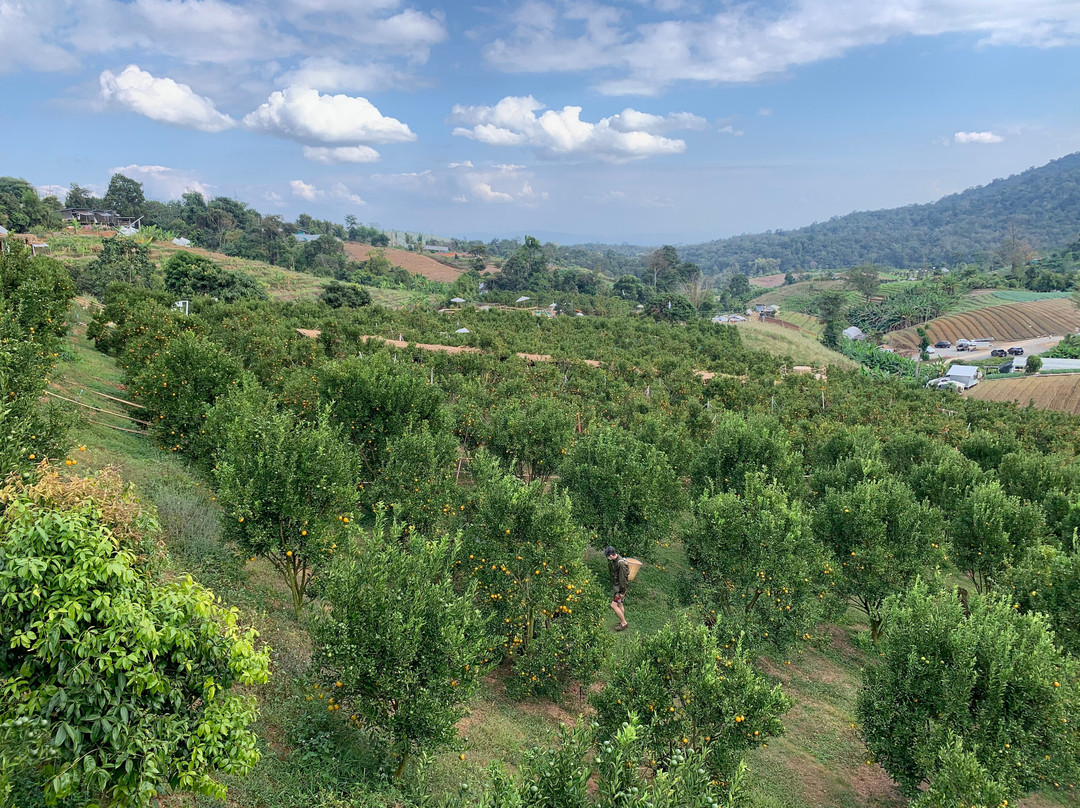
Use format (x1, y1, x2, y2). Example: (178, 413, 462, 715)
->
(971, 338, 993, 349)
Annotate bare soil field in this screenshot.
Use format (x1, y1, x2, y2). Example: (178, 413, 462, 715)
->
(887, 298, 1080, 350)
(343, 243, 467, 282)
(750, 273, 787, 288)
(966, 373, 1080, 415)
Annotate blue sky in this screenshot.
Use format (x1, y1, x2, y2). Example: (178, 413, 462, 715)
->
(2, 0, 1079, 244)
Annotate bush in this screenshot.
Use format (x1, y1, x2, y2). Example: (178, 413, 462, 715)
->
(0, 495, 269, 807)
(591, 615, 791, 782)
(308, 515, 490, 780)
(1025, 354, 1043, 374)
(163, 250, 267, 302)
(857, 578, 1080, 802)
(319, 280, 371, 309)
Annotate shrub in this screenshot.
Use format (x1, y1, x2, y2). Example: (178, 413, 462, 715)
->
(858, 579, 1080, 802)
(0, 496, 269, 807)
(163, 250, 267, 302)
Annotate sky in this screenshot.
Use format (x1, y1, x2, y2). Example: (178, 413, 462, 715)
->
(2, 1, 1080, 245)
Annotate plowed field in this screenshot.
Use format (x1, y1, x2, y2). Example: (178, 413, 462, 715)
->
(887, 299, 1080, 349)
(966, 374, 1080, 415)
(343, 243, 468, 282)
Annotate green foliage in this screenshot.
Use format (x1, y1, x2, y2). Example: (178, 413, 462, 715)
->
(163, 250, 267, 302)
(857, 579, 1080, 802)
(558, 427, 681, 560)
(495, 236, 549, 291)
(464, 453, 608, 698)
(0, 495, 269, 807)
(317, 355, 446, 479)
(947, 481, 1046, 593)
(309, 515, 490, 778)
(1002, 541, 1080, 657)
(911, 735, 1010, 808)
(812, 477, 943, 640)
(591, 615, 791, 782)
(77, 236, 156, 297)
(0, 177, 61, 232)
(126, 330, 242, 454)
(363, 422, 459, 535)
(1025, 353, 1043, 373)
(690, 412, 803, 497)
(485, 394, 575, 483)
(0, 245, 75, 477)
(319, 280, 372, 309)
(102, 173, 146, 219)
(209, 384, 360, 615)
(685, 474, 835, 651)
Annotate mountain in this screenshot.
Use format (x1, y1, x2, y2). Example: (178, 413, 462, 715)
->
(679, 152, 1080, 276)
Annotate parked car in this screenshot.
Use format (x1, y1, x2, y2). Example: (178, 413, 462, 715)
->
(991, 348, 1008, 358)
(956, 339, 972, 351)
(934, 341, 951, 349)
(1007, 346, 1025, 356)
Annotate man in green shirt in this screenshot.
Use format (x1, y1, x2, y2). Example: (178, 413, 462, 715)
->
(605, 545, 629, 632)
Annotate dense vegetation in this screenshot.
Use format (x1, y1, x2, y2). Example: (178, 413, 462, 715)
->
(3, 191, 1080, 808)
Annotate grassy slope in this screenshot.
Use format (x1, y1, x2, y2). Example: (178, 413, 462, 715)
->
(45, 286, 1064, 808)
(734, 320, 857, 368)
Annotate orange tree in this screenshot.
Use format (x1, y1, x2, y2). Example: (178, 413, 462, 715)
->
(557, 426, 681, 560)
(0, 244, 74, 477)
(308, 515, 489, 780)
(208, 382, 359, 616)
(858, 579, 1080, 803)
(947, 480, 1046, 594)
(689, 411, 804, 497)
(463, 452, 608, 698)
(591, 615, 791, 783)
(1003, 542, 1080, 657)
(812, 477, 944, 641)
(0, 494, 269, 807)
(685, 473, 836, 651)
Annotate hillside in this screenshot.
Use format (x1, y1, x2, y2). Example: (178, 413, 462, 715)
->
(680, 152, 1080, 274)
(343, 243, 472, 282)
(966, 373, 1080, 415)
(885, 298, 1080, 349)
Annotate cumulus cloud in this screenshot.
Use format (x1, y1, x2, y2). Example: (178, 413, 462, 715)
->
(99, 65, 235, 132)
(0, 0, 79, 73)
(368, 162, 545, 205)
(484, 1, 1080, 94)
(111, 164, 211, 199)
(448, 96, 702, 160)
(290, 178, 365, 205)
(244, 87, 416, 151)
(303, 145, 381, 163)
(954, 130, 1004, 144)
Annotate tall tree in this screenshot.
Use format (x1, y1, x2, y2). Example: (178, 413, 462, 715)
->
(102, 173, 145, 219)
(64, 182, 98, 209)
(845, 263, 880, 302)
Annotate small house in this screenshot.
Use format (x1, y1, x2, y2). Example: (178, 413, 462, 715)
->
(944, 365, 982, 389)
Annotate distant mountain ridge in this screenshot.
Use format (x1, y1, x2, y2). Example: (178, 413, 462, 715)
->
(678, 152, 1080, 276)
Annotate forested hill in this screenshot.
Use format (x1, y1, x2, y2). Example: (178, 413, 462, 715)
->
(680, 151, 1080, 275)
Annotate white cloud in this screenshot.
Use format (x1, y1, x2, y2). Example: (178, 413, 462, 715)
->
(244, 87, 416, 149)
(111, 164, 211, 199)
(303, 145, 381, 163)
(718, 124, 743, 136)
(954, 131, 1004, 144)
(0, 0, 79, 73)
(448, 96, 701, 160)
(484, 1, 1080, 94)
(99, 65, 235, 132)
(36, 184, 68, 200)
(290, 178, 366, 205)
(290, 179, 319, 201)
(370, 162, 546, 206)
(280, 57, 416, 92)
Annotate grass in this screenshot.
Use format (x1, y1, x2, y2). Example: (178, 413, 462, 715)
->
(734, 320, 858, 368)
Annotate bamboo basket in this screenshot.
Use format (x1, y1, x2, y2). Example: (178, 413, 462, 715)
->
(625, 557, 643, 581)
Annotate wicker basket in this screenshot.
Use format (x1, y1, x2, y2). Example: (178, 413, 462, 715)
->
(625, 557, 643, 581)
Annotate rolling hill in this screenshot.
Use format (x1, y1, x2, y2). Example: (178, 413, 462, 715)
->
(680, 152, 1080, 275)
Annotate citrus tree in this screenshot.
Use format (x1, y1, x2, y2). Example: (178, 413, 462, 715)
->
(1003, 541, 1080, 656)
(464, 452, 608, 698)
(308, 515, 489, 780)
(812, 477, 944, 641)
(690, 412, 803, 497)
(858, 579, 1080, 802)
(591, 615, 791, 783)
(0, 496, 269, 807)
(947, 480, 1046, 593)
(685, 473, 836, 650)
(209, 383, 360, 616)
(558, 427, 681, 560)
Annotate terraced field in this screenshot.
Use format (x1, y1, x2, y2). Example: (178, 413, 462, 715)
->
(887, 298, 1080, 349)
(966, 373, 1080, 415)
